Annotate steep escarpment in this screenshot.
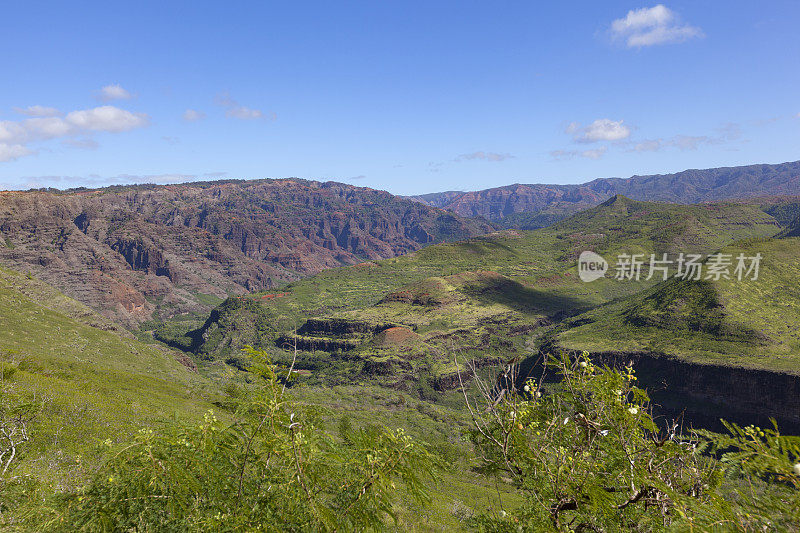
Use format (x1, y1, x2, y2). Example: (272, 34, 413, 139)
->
(0, 180, 493, 326)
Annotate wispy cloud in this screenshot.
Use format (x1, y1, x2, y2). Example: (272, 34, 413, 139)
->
(569, 119, 631, 143)
(629, 123, 743, 152)
(0, 105, 149, 162)
(455, 151, 514, 162)
(182, 109, 206, 122)
(551, 146, 608, 160)
(13, 105, 62, 117)
(632, 139, 662, 152)
(215, 91, 275, 121)
(610, 5, 703, 48)
(96, 84, 133, 102)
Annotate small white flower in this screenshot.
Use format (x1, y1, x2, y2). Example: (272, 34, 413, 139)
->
(579, 361, 588, 368)
(563, 417, 570, 425)
(535, 391, 541, 398)
(599, 429, 610, 437)
(523, 385, 530, 392)
(793, 463, 800, 476)
(499, 510, 507, 518)
(628, 407, 639, 415)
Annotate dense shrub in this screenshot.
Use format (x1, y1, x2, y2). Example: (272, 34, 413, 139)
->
(464, 352, 800, 531)
(44, 348, 437, 532)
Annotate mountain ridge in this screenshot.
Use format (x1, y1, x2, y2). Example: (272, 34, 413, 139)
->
(410, 160, 800, 225)
(0, 179, 493, 326)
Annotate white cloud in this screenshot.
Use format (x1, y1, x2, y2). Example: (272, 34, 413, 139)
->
(570, 119, 631, 143)
(13, 105, 62, 117)
(0, 105, 149, 163)
(455, 151, 514, 162)
(610, 5, 703, 48)
(670, 135, 710, 150)
(65, 106, 148, 132)
(0, 143, 33, 162)
(550, 146, 608, 160)
(716, 122, 742, 141)
(97, 84, 132, 101)
(632, 139, 662, 152)
(182, 109, 206, 121)
(628, 123, 743, 153)
(0, 121, 27, 144)
(215, 91, 275, 121)
(581, 147, 608, 159)
(226, 106, 265, 120)
(24, 116, 75, 139)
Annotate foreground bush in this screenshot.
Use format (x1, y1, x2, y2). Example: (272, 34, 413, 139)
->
(462, 352, 800, 531)
(44, 348, 436, 532)
(9, 349, 799, 531)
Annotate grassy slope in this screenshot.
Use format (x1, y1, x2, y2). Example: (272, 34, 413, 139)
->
(0, 266, 216, 487)
(176, 196, 782, 373)
(268, 196, 780, 315)
(556, 236, 800, 373)
(292, 385, 523, 531)
(0, 265, 513, 532)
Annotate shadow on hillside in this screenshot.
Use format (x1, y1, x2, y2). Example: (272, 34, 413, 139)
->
(459, 238, 519, 256)
(462, 277, 588, 318)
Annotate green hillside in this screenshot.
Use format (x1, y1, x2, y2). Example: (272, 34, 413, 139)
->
(158, 196, 783, 387)
(2, 198, 798, 531)
(555, 235, 800, 373)
(0, 266, 216, 487)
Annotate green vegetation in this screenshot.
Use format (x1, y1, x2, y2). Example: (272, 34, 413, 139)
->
(0, 266, 216, 494)
(7, 350, 798, 531)
(161, 196, 783, 390)
(467, 353, 800, 530)
(32, 349, 437, 532)
(2, 194, 800, 530)
(556, 236, 800, 372)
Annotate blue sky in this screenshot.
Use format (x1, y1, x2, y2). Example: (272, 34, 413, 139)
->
(1, 1, 798, 195)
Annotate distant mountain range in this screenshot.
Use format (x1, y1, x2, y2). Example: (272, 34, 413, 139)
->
(1, 159, 798, 327)
(410, 160, 800, 227)
(0, 179, 491, 325)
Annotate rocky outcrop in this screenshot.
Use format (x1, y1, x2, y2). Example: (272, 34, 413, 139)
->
(298, 318, 397, 336)
(277, 334, 362, 353)
(0, 180, 493, 325)
(110, 238, 175, 281)
(362, 357, 413, 375)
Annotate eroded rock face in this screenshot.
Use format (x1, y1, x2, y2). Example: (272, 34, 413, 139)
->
(0, 180, 493, 326)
